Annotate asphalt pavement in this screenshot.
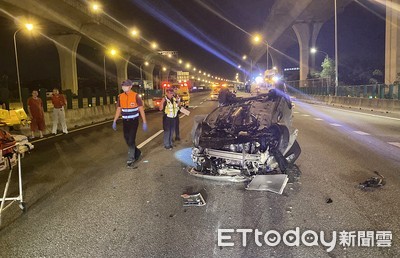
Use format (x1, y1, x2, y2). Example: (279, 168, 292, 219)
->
(0, 92, 399, 257)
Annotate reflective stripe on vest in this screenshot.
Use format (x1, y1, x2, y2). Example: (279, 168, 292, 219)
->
(119, 91, 139, 119)
(164, 97, 178, 118)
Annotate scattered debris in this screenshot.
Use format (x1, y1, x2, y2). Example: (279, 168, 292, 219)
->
(359, 171, 386, 190)
(246, 174, 289, 194)
(181, 193, 206, 206)
(169, 214, 176, 218)
(326, 198, 333, 204)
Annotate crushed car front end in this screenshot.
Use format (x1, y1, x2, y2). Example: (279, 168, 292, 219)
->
(191, 90, 301, 179)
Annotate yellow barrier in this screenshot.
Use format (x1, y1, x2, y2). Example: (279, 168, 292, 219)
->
(0, 108, 30, 127)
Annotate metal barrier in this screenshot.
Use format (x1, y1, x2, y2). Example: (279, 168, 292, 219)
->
(286, 79, 400, 100)
(286, 78, 333, 96)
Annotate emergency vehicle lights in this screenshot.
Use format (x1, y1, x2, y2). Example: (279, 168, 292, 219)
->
(272, 76, 280, 83)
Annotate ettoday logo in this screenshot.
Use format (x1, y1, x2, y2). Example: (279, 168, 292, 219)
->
(218, 228, 392, 252)
(218, 228, 337, 252)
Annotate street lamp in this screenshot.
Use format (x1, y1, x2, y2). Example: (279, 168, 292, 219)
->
(14, 23, 34, 106)
(90, 2, 102, 13)
(130, 28, 139, 38)
(252, 34, 262, 44)
(311, 47, 331, 95)
(103, 48, 118, 91)
(310, 47, 328, 57)
(151, 42, 158, 49)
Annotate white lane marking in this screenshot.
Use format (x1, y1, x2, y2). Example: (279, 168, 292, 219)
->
(388, 142, 400, 148)
(179, 114, 186, 119)
(30, 119, 113, 143)
(314, 118, 323, 121)
(311, 104, 400, 121)
(137, 130, 164, 149)
(330, 123, 342, 127)
(353, 131, 370, 135)
(192, 106, 198, 109)
(200, 101, 203, 105)
(301, 114, 310, 117)
(293, 111, 299, 114)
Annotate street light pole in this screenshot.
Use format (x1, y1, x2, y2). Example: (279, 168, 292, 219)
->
(103, 55, 107, 91)
(250, 59, 253, 82)
(266, 44, 269, 71)
(13, 28, 22, 106)
(334, 0, 339, 96)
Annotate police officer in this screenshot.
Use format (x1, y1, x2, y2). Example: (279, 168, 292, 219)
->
(112, 80, 147, 168)
(159, 87, 179, 149)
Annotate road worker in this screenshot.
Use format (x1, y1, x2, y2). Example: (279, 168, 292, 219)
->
(112, 80, 148, 168)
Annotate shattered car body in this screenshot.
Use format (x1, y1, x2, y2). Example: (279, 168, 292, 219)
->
(191, 89, 301, 180)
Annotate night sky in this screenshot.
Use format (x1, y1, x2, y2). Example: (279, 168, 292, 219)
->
(0, 0, 387, 90)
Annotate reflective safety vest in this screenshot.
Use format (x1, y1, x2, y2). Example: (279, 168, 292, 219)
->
(119, 91, 139, 119)
(164, 97, 178, 118)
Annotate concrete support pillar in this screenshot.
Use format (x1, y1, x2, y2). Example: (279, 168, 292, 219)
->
(293, 22, 323, 81)
(143, 63, 155, 89)
(385, 0, 400, 84)
(293, 23, 311, 82)
(310, 22, 323, 74)
(52, 34, 81, 94)
(113, 54, 130, 92)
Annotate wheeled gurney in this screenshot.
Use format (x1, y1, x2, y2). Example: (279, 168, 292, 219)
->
(0, 135, 33, 225)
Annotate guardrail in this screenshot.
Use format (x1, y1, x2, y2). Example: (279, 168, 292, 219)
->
(1, 88, 165, 112)
(287, 81, 400, 100)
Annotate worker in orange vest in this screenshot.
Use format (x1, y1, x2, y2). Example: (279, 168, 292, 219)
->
(112, 80, 147, 168)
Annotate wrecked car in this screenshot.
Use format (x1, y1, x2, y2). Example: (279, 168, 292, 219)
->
(190, 89, 301, 181)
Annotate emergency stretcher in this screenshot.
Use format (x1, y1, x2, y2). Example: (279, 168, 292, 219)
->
(0, 135, 33, 225)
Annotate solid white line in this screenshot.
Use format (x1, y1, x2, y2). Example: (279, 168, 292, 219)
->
(353, 131, 370, 136)
(314, 118, 323, 121)
(330, 123, 342, 127)
(388, 142, 400, 148)
(311, 104, 400, 121)
(137, 130, 164, 149)
(30, 119, 114, 143)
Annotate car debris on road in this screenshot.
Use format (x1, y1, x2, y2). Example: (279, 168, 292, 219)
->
(181, 193, 206, 207)
(358, 171, 386, 190)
